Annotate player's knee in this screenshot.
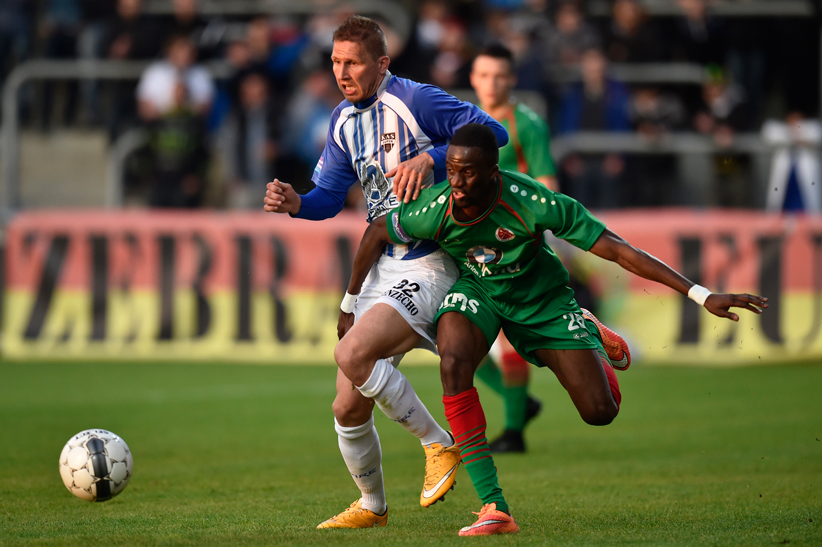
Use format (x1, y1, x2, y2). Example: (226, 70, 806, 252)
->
(334, 340, 370, 386)
(439, 352, 474, 396)
(332, 394, 371, 427)
(580, 400, 619, 426)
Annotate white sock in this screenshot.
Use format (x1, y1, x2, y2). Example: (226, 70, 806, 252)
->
(357, 358, 452, 447)
(334, 416, 387, 515)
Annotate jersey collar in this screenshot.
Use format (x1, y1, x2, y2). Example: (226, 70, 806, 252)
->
(353, 71, 393, 111)
(447, 174, 502, 226)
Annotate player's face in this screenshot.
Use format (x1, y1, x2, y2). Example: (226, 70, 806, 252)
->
(446, 145, 499, 210)
(470, 55, 515, 110)
(331, 41, 389, 104)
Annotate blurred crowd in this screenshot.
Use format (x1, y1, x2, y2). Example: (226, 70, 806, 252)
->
(0, 0, 819, 211)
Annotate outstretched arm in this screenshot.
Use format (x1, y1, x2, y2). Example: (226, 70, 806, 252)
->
(588, 228, 768, 321)
(337, 215, 393, 339)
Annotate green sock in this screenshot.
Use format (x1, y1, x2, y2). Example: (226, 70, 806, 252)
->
(445, 389, 509, 514)
(475, 358, 504, 396)
(503, 384, 529, 432)
(459, 428, 509, 514)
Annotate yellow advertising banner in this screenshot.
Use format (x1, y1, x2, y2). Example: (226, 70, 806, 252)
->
(3, 209, 820, 365)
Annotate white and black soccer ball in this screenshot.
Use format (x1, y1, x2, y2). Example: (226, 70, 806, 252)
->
(59, 429, 133, 502)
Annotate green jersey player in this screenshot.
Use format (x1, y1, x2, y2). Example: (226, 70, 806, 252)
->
(469, 44, 558, 452)
(341, 123, 768, 536)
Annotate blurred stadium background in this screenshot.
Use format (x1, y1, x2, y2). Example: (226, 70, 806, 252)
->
(1, 2, 820, 545)
(1, 0, 820, 364)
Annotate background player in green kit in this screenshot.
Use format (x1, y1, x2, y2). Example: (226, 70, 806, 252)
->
(469, 44, 559, 452)
(344, 123, 768, 536)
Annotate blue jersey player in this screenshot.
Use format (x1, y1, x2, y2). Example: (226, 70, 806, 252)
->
(263, 16, 509, 530)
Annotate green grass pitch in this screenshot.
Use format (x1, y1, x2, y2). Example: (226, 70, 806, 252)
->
(0, 359, 819, 546)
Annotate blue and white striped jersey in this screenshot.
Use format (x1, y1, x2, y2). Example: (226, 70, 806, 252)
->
(309, 71, 508, 260)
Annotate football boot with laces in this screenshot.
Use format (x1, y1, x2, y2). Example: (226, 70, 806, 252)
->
(458, 503, 519, 536)
(316, 498, 388, 529)
(420, 434, 461, 507)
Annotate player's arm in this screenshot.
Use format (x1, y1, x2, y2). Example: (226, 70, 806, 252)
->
(588, 229, 768, 321)
(391, 85, 509, 204)
(337, 215, 394, 339)
(264, 180, 348, 219)
(264, 109, 356, 219)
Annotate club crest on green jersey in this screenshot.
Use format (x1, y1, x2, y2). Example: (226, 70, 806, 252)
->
(495, 227, 515, 242)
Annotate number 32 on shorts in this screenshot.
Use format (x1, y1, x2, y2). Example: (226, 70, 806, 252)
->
(393, 279, 420, 296)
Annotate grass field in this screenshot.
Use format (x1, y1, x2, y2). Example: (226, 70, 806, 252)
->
(0, 359, 820, 546)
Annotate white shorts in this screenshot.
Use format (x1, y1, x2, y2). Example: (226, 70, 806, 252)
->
(353, 248, 459, 355)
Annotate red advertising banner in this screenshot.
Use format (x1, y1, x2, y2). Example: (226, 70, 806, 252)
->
(4, 209, 820, 364)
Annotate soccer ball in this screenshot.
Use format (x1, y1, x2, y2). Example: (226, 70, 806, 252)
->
(59, 429, 133, 502)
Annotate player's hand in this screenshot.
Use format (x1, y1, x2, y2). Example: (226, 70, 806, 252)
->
(387, 153, 434, 204)
(704, 293, 769, 322)
(337, 311, 355, 340)
(264, 179, 301, 214)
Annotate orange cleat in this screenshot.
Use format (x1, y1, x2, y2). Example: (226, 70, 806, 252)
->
(581, 308, 631, 370)
(458, 503, 519, 536)
(316, 499, 388, 529)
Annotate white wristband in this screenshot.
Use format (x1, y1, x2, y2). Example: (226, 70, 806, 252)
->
(687, 284, 712, 306)
(340, 292, 358, 314)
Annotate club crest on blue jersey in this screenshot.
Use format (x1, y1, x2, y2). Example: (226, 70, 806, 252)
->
(466, 246, 503, 265)
(380, 132, 396, 153)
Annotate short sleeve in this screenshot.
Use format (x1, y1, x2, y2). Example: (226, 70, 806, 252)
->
(539, 191, 605, 251)
(386, 187, 445, 244)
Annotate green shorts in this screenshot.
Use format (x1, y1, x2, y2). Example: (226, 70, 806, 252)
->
(435, 276, 604, 366)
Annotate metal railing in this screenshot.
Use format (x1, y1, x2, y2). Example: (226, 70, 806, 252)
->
(550, 131, 780, 208)
(587, 0, 816, 17)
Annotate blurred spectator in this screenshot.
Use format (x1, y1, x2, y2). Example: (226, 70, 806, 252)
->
(603, 0, 667, 63)
(486, 11, 548, 92)
(630, 87, 685, 137)
(672, 0, 724, 65)
(147, 80, 209, 208)
(543, 0, 600, 67)
(629, 87, 686, 206)
(557, 48, 631, 208)
(557, 48, 631, 134)
(694, 66, 753, 207)
(693, 66, 751, 147)
(103, 0, 161, 61)
(282, 69, 339, 176)
(222, 72, 282, 208)
(103, 0, 162, 139)
(159, 0, 225, 61)
(268, 16, 312, 87)
(136, 35, 215, 122)
(41, 0, 83, 130)
(392, 0, 449, 82)
(77, 0, 116, 124)
(242, 17, 279, 81)
(429, 18, 473, 89)
(763, 113, 822, 214)
(0, 0, 32, 94)
(724, 17, 767, 117)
